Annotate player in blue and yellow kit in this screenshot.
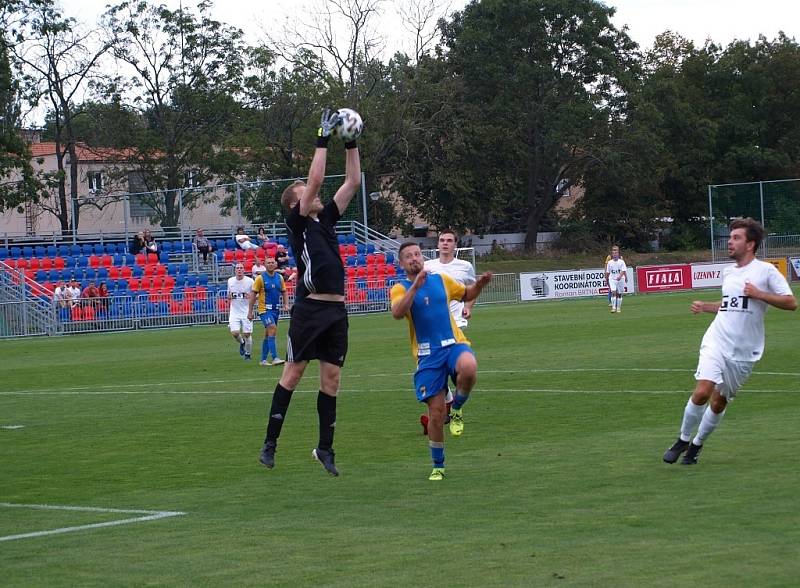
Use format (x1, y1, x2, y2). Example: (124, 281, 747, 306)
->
(390, 242, 492, 481)
(248, 257, 289, 366)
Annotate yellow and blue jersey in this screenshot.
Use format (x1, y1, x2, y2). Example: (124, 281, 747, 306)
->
(252, 271, 285, 313)
(390, 273, 470, 358)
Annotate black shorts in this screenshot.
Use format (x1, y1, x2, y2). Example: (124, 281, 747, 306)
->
(286, 298, 348, 366)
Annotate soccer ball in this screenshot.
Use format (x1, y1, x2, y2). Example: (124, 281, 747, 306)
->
(333, 108, 363, 141)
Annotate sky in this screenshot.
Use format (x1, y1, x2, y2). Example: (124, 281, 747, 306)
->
(71, 0, 800, 54)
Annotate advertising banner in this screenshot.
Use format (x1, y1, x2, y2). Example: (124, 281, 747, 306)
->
(636, 264, 692, 293)
(764, 257, 788, 278)
(690, 262, 734, 289)
(520, 267, 635, 301)
(790, 257, 800, 280)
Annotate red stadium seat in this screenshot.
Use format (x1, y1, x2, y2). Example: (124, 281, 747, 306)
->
(346, 266, 357, 280)
(140, 276, 153, 290)
(135, 253, 147, 266)
(385, 264, 396, 276)
(217, 298, 229, 312)
(234, 249, 245, 262)
(223, 249, 234, 263)
(82, 306, 96, 321)
(120, 266, 132, 278)
(356, 266, 367, 278)
(71, 306, 83, 321)
(109, 266, 121, 279)
(339, 244, 347, 256)
(40, 257, 53, 270)
(244, 248, 255, 261)
(127, 278, 140, 290)
(184, 287, 196, 301)
(89, 255, 100, 268)
(155, 264, 166, 276)
(366, 254, 376, 265)
(244, 261, 253, 272)
(27, 258, 40, 270)
(181, 300, 193, 314)
(346, 244, 356, 256)
(101, 255, 113, 268)
(146, 253, 158, 264)
(53, 256, 65, 269)
(195, 286, 207, 301)
(143, 264, 156, 277)
(375, 253, 386, 265)
(163, 275, 175, 289)
(169, 300, 182, 315)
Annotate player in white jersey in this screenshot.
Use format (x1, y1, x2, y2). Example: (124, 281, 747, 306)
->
(605, 245, 627, 313)
(663, 218, 796, 465)
(419, 229, 477, 435)
(227, 262, 256, 360)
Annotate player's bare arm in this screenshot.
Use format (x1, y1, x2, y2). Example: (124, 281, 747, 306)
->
(247, 291, 256, 321)
(333, 146, 361, 215)
(463, 272, 493, 302)
(299, 109, 340, 217)
(743, 282, 798, 311)
(391, 271, 428, 319)
(691, 300, 721, 314)
(463, 299, 476, 319)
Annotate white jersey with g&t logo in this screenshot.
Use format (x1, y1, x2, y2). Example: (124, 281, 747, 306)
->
(227, 275, 255, 318)
(701, 259, 792, 362)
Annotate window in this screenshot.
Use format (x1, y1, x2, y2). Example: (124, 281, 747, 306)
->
(88, 171, 103, 193)
(184, 169, 201, 188)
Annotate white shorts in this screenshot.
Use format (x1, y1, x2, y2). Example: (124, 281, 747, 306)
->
(228, 313, 253, 333)
(608, 279, 624, 294)
(695, 344, 754, 400)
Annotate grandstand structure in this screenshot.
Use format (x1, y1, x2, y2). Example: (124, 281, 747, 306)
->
(0, 220, 414, 338)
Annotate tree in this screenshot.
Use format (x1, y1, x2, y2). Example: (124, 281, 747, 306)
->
(0, 22, 40, 213)
(101, 0, 246, 229)
(398, 0, 639, 249)
(12, 3, 113, 231)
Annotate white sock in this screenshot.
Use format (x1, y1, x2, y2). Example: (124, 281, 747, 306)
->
(695, 406, 725, 445)
(679, 399, 706, 442)
(245, 336, 253, 355)
(617, 296, 622, 310)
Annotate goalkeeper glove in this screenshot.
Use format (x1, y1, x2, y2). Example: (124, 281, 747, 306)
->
(316, 107, 341, 148)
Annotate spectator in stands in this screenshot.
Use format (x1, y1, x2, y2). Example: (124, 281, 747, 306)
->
(53, 281, 71, 308)
(257, 227, 271, 247)
(252, 259, 266, 278)
(130, 231, 146, 255)
(67, 279, 81, 306)
(235, 226, 260, 250)
(275, 244, 294, 281)
(81, 281, 100, 307)
(194, 228, 214, 263)
(144, 230, 159, 256)
(97, 281, 110, 311)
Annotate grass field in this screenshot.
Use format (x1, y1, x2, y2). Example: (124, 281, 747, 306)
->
(2, 290, 799, 587)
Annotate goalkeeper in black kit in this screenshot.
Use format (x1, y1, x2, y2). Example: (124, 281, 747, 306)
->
(258, 108, 361, 477)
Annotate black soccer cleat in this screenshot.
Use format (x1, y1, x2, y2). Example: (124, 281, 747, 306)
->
(663, 438, 690, 463)
(259, 441, 277, 469)
(681, 442, 703, 465)
(312, 447, 339, 477)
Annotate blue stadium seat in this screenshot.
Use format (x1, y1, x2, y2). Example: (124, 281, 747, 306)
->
(57, 245, 70, 257)
(167, 263, 179, 276)
(69, 244, 81, 256)
(159, 252, 170, 264)
(186, 275, 198, 287)
(0, 249, 8, 260)
(193, 300, 206, 314)
(357, 254, 366, 265)
(356, 244, 366, 255)
(198, 274, 209, 286)
(104, 243, 117, 255)
(123, 253, 135, 266)
(76, 256, 88, 268)
(347, 256, 357, 267)
(81, 244, 93, 256)
(93, 244, 105, 255)
(161, 241, 173, 253)
(225, 239, 236, 250)
(35, 245, 46, 257)
(97, 268, 109, 280)
(337, 235, 346, 244)
(178, 263, 188, 275)
(132, 266, 143, 278)
(113, 253, 123, 266)
(385, 252, 395, 264)
(58, 307, 71, 322)
(48, 270, 60, 281)
(347, 234, 356, 244)
(35, 270, 47, 282)
(23, 246, 34, 257)
(10, 247, 21, 258)
(62, 255, 74, 268)
(46, 245, 57, 257)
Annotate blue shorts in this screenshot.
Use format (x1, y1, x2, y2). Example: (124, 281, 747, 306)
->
(258, 309, 280, 328)
(414, 343, 473, 402)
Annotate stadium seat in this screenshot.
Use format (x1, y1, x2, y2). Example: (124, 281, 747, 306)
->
(23, 246, 34, 258)
(112, 253, 123, 266)
(147, 253, 159, 264)
(28, 258, 41, 270)
(234, 249, 245, 262)
(159, 253, 169, 264)
(120, 266, 132, 278)
(223, 249, 234, 263)
(127, 278, 140, 290)
(132, 265, 143, 278)
(346, 266, 357, 281)
(123, 253, 135, 266)
(178, 263, 188, 275)
(40, 257, 53, 270)
(163, 275, 176, 289)
(356, 266, 367, 278)
(35, 270, 47, 282)
(97, 268, 109, 280)
(92, 244, 104, 255)
(135, 253, 147, 266)
(104, 243, 117, 255)
(57, 245, 70, 257)
(197, 274, 208, 286)
(161, 241, 173, 254)
(87, 255, 99, 269)
(366, 254, 376, 265)
(186, 274, 199, 287)
(70, 306, 83, 321)
(155, 264, 167, 276)
(79, 244, 92, 256)
(357, 254, 366, 265)
(0, 249, 8, 260)
(346, 244, 356, 256)
(46, 245, 57, 257)
(9, 246, 21, 258)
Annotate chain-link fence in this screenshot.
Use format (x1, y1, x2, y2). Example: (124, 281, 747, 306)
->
(709, 178, 800, 260)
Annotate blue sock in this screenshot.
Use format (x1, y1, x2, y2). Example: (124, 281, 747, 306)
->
(261, 338, 269, 362)
(268, 336, 278, 359)
(452, 392, 469, 411)
(429, 441, 445, 468)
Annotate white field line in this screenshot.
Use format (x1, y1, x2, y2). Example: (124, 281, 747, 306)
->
(0, 503, 186, 542)
(1, 367, 798, 396)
